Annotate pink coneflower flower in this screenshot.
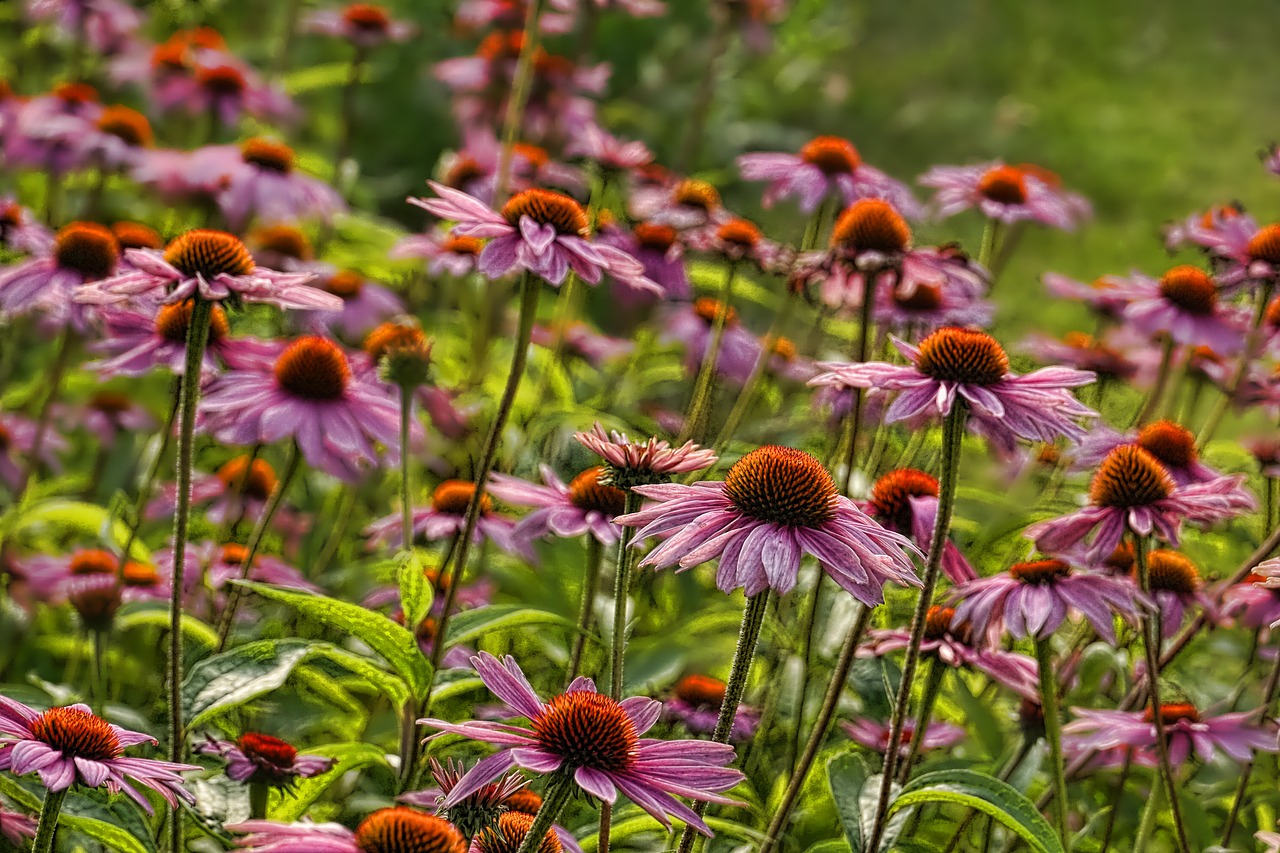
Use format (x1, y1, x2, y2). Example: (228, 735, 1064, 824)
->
(737, 135, 920, 216)
(0, 801, 35, 846)
(841, 716, 966, 758)
(1164, 202, 1251, 253)
(419, 653, 745, 836)
(391, 229, 484, 277)
(247, 223, 314, 270)
(440, 131, 583, 203)
(565, 123, 654, 172)
(90, 301, 241, 378)
(1134, 549, 1214, 639)
(200, 336, 401, 481)
(13, 548, 159, 607)
(629, 177, 730, 231)
(1027, 445, 1255, 563)
(919, 161, 1090, 229)
(302, 3, 415, 48)
(575, 423, 718, 486)
(488, 464, 627, 546)
(77, 104, 154, 171)
(412, 183, 655, 292)
(810, 327, 1097, 453)
(1223, 562, 1280, 634)
(4, 83, 101, 175)
(1063, 702, 1276, 767)
(1188, 216, 1280, 291)
(663, 674, 759, 742)
(78, 229, 340, 310)
(687, 217, 789, 272)
(1019, 331, 1145, 385)
(63, 389, 156, 448)
(0, 221, 118, 332)
(864, 469, 975, 583)
(186, 139, 346, 230)
(0, 697, 197, 812)
(660, 297, 763, 384)
(0, 411, 65, 491)
(1073, 420, 1222, 487)
(146, 454, 302, 532)
(24, 0, 141, 53)
(364, 480, 529, 557)
(229, 809, 466, 853)
(199, 542, 319, 597)
(1119, 265, 1247, 354)
(298, 268, 404, 340)
(456, 0, 575, 33)
(1259, 827, 1280, 853)
(951, 557, 1140, 645)
(859, 606, 1040, 700)
(619, 445, 920, 603)
(0, 197, 52, 255)
(197, 732, 334, 787)
(872, 275, 993, 332)
(799, 199, 988, 312)
(179, 61, 295, 128)
(531, 322, 632, 366)
(595, 220, 690, 307)
(1041, 271, 1141, 321)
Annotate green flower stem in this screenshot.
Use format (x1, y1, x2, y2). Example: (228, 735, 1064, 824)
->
(515, 775, 575, 853)
(758, 604, 874, 853)
(896, 656, 947, 783)
(91, 628, 106, 716)
(1034, 636, 1069, 846)
(1220, 639, 1280, 845)
(865, 402, 967, 853)
(609, 491, 642, 699)
(18, 329, 75, 499)
(249, 782, 269, 820)
(834, 274, 880, 494)
(31, 786, 67, 853)
(1133, 336, 1176, 427)
(1098, 749, 1134, 852)
(167, 296, 213, 853)
(1133, 770, 1163, 851)
(309, 484, 358, 581)
(977, 218, 1001, 272)
(493, 0, 546, 204)
(214, 442, 302, 651)
(785, 571, 824, 777)
(674, 590, 770, 853)
(1198, 281, 1274, 447)
(567, 536, 605, 685)
(400, 385, 414, 554)
(679, 261, 739, 445)
(334, 47, 368, 184)
(1133, 536, 1191, 853)
(711, 291, 797, 454)
(677, 2, 730, 172)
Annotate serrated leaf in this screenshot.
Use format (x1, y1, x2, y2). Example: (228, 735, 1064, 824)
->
(887, 768, 1064, 853)
(443, 604, 579, 648)
(397, 549, 433, 633)
(269, 742, 392, 822)
(234, 581, 432, 699)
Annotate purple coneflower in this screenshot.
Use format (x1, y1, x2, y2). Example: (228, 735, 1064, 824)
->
(197, 732, 334, 786)
(1120, 265, 1247, 354)
(810, 327, 1097, 453)
(1027, 444, 1255, 563)
(859, 606, 1040, 700)
(364, 480, 529, 557)
(919, 161, 1090, 229)
(1073, 420, 1222, 487)
(1063, 702, 1276, 767)
(200, 336, 402, 481)
(0, 412, 65, 492)
(412, 183, 654, 292)
(439, 131, 583, 204)
(1041, 271, 1141, 320)
(178, 61, 294, 128)
(297, 268, 404, 340)
(565, 123, 654, 172)
(186, 138, 346, 231)
(686, 217, 788, 272)
(488, 465, 626, 546)
(77, 229, 339, 310)
(24, 0, 141, 52)
(629, 177, 731, 231)
(951, 557, 1140, 645)
(303, 3, 416, 48)
(1164, 202, 1250, 253)
(90, 301, 242, 378)
(1135, 549, 1214, 639)
(659, 297, 763, 385)
(596, 220, 690, 304)
(391, 229, 485, 278)
(0, 697, 197, 812)
(872, 275, 992, 332)
(419, 653, 744, 836)
(4, 83, 102, 175)
(737, 135, 919, 216)
(574, 422, 717, 488)
(0, 221, 118, 333)
(865, 468, 975, 583)
(1223, 562, 1280, 634)
(229, 808, 466, 853)
(841, 716, 966, 759)
(663, 674, 759, 742)
(0, 197, 52, 255)
(1019, 330, 1146, 386)
(78, 104, 155, 171)
(59, 390, 155, 448)
(0, 801, 35, 846)
(1186, 216, 1280, 290)
(618, 445, 919, 603)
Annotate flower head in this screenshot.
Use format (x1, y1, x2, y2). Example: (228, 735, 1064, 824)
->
(841, 716, 966, 759)
(197, 732, 334, 787)
(574, 423, 717, 489)
(303, 3, 416, 47)
(865, 468, 975, 583)
(737, 135, 920, 215)
(0, 698, 197, 813)
(364, 480, 530, 558)
(488, 465, 627, 546)
(663, 674, 759, 742)
(230, 808, 467, 853)
(419, 653, 744, 837)
(919, 161, 1090, 229)
(1063, 703, 1276, 767)
(618, 445, 920, 604)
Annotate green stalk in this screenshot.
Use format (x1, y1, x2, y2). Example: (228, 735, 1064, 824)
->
(248, 782, 269, 820)
(977, 219, 1001, 272)
(674, 591, 770, 853)
(1133, 337, 1176, 427)
(712, 292, 797, 454)
(400, 385, 414, 554)
(1198, 282, 1274, 447)
(864, 403, 967, 853)
(679, 262, 738, 445)
(896, 657, 947, 783)
(1098, 750, 1134, 852)
(1034, 636, 1069, 846)
(609, 491, 642, 699)
(214, 442, 302, 651)
(759, 604, 874, 853)
(785, 571, 824, 777)
(167, 296, 213, 853)
(514, 776, 575, 853)
(1220, 638, 1280, 845)
(1133, 772, 1163, 850)
(493, 0, 547, 204)
(567, 536, 604, 685)
(31, 787, 67, 853)
(91, 628, 106, 716)
(1133, 537, 1191, 853)
(834, 274, 880, 494)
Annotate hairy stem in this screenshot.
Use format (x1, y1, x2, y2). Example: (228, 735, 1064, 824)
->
(1034, 636, 1069, 846)
(567, 536, 604, 685)
(680, 261, 738, 445)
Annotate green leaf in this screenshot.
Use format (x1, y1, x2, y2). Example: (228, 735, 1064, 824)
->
(0, 774, 156, 853)
(887, 769, 1065, 853)
(183, 639, 313, 731)
(828, 752, 872, 852)
(115, 605, 220, 650)
(11, 499, 150, 560)
(397, 549, 434, 633)
(269, 742, 392, 822)
(234, 581, 432, 699)
(283, 61, 364, 95)
(443, 604, 579, 648)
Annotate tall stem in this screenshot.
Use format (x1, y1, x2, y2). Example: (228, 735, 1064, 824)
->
(865, 403, 966, 853)
(215, 443, 302, 651)
(1098, 750, 1134, 852)
(1133, 537, 1191, 853)
(514, 776, 575, 853)
(31, 787, 67, 853)
(334, 48, 367, 181)
(785, 571, 824, 776)
(567, 536, 604, 685)
(977, 219, 1001, 272)
(674, 591, 770, 853)
(1198, 282, 1274, 447)
(18, 329, 75, 499)
(759, 604, 873, 853)
(1220, 639, 1280, 845)
(609, 491, 642, 699)
(167, 297, 214, 853)
(896, 657, 946, 783)
(1133, 336, 1176, 427)
(1034, 636, 1069, 846)
(494, 0, 546, 205)
(712, 293, 796, 453)
(400, 385, 414, 554)
(677, 4, 730, 173)
(834, 274, 880, 494)
(679, 262, 738, 444)
(91, 629, 106, 716)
